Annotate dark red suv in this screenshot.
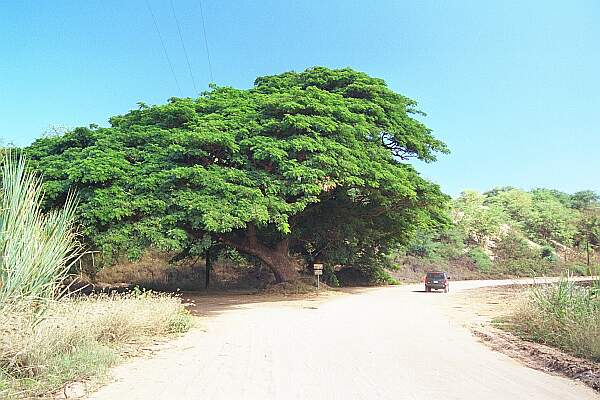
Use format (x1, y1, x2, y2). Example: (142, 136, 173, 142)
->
(424, 271, 450, 293)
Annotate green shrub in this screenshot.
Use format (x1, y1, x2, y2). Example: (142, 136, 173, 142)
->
(335, 265, 399, 286)
(323, 264, 340, 288)
(492, 234, 554, 276)
(364, 265, 400, 285)
(540, 245, 557, 262)
(467, 247, 492, 272)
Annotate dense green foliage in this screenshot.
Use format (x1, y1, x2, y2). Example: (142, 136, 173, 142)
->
(401, 187, 600, 277)
(453, 187, 587, 247)
(27, 67, 449, 282)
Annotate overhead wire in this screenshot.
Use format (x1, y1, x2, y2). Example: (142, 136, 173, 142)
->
(198, 0, 215, 83)
(145, 0, 183, 97)
(170, 0, 199, 94)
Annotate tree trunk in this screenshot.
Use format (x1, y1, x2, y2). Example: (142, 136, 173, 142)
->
(587, 240, 591, 267)
(261, 250, 298, 283)
(205, 248, 212, 289)
(221, 226, 299, 283)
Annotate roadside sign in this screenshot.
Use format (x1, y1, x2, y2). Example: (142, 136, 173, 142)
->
(313, 263, 324, 291)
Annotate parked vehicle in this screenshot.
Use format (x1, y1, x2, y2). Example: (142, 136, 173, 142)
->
(424, 271, 450, 293)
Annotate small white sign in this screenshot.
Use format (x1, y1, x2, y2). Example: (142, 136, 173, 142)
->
(314, 270, 323, 276)
(314, 263, 324, 270)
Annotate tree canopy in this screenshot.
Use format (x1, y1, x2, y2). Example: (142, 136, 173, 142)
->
(454, 187, 582, 247)
(27, 67, 449, 282)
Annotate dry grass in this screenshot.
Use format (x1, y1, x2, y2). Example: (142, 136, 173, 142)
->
(0, 291, 193, 399)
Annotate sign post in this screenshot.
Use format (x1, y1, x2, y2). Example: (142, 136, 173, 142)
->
(313, 263, 323, 292)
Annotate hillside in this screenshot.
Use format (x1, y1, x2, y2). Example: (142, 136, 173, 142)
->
(394, 187, 600, 281)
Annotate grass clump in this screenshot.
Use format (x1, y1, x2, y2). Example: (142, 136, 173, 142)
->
(509, 277, 600, 360)
(0, 153, 81, 309)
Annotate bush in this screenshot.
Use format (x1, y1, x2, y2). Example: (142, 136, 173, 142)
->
(403, 228, 464, 262)
(323, 264, 340, 288)
(467, 247, 492, 273)
(540, 245, 557, 262)
(335, 265, 399, 286)
(492, 235, 556, 276)
(494, 234, 538, 261)
(365, 265, 400, 285)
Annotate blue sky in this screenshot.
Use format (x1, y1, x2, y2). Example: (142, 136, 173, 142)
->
(0, 0, 598, 196)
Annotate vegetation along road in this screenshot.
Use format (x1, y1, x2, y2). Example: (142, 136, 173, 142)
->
(89, 279, 598, 400)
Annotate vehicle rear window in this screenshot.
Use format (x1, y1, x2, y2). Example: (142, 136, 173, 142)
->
(427, 273, 445, 280)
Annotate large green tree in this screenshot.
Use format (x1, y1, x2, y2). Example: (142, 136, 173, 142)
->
(27, 67, 448, 282)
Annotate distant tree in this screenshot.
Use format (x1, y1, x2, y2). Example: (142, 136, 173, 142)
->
(526, 191, 578, 245)
(574, 207, 600, 267)
(530, 188, 572, 208)
(570, 190, 600, 210)
(482, 186, 517, 198)
(27, 67, 449, 282)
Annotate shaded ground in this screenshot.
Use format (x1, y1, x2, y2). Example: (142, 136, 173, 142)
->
(182, 286, 348, 318)
(86, 278, 597, 400)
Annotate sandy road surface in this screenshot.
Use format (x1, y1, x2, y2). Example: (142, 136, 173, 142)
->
(89, 278, 598, 400)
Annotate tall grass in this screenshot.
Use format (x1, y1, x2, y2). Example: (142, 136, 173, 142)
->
(510, 277, 600, 360)
(0, 152, 81, 309)
(0, 154, 193, 398)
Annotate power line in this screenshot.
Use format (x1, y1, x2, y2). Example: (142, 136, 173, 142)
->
(170, 0, 199, 94)
(198, 0, 214, 83)
(145, 0, 183, 97)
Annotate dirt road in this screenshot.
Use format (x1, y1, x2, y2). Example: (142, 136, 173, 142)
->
(88, 279, 598, 400)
